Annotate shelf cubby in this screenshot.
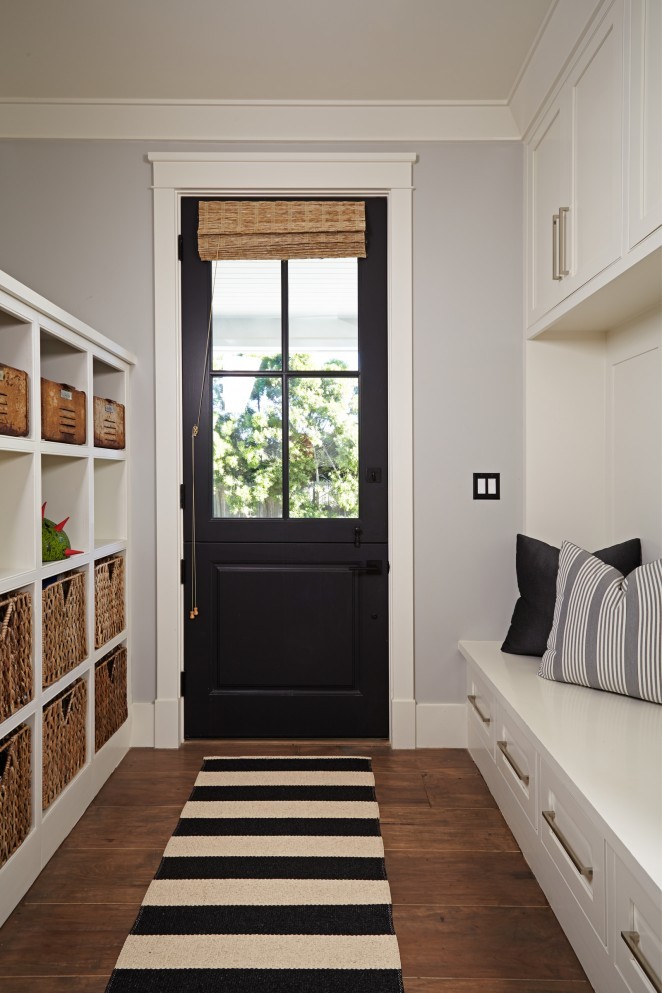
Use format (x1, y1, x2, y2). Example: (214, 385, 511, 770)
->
(92, 357, 126, 407)
(93, 459, 127, 547)
(41, 454, 90, 561)
(39, 330, 88, 396)
(0, 311, 34, 444)
(0, 451, 36, 581)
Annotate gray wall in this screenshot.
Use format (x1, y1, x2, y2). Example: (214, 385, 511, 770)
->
(0, 138, 523, 706)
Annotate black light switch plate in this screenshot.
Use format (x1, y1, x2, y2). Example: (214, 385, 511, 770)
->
(473, 473, 500, 500)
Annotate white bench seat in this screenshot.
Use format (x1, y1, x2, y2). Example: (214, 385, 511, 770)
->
(459, 640, 662, 993)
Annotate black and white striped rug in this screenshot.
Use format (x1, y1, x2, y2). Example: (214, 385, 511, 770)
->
(105, 756, 403, 992)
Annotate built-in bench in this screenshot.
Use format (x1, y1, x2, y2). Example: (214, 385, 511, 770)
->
(459, 640, 662, 993)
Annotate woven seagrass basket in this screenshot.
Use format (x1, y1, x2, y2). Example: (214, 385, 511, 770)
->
(94, 555, 125, 649)
(42, 677, 87, 809)
(0, 589, 33, 722)
(0, 722, 32, 868)
(95, 645, 128, 751)
(42, 572, 87, 689)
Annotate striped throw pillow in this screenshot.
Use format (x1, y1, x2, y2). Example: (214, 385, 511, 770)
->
(540, 541, 662, 704)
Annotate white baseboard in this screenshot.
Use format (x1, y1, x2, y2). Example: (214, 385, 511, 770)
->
(131, 702, 155, 747)
(154, 698, 181, 748)
(391, 698, 417, 749)
(130, 699, 468, 749)
(416, 703, 468, 747)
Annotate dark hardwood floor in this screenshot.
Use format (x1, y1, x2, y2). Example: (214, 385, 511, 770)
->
(0, 741, 593, 992)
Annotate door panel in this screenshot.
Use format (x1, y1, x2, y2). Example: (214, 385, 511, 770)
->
(181, 196, 389, 738)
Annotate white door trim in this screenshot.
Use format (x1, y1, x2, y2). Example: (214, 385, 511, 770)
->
(149, 151, 416, 748)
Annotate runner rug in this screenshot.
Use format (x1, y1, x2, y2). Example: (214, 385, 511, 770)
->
(105, 755, 403, 993)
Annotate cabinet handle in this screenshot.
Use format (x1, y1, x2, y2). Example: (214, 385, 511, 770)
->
(559, 206, 570, 276)
(467, 694, 491, 724)
(621, 931, 662, 993)
(552, 214, 561, 280)
(542, 809, 593, 882)
(497, 740, 530, 785)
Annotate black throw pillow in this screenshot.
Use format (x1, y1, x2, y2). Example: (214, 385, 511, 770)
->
(501, 534, 642, 657)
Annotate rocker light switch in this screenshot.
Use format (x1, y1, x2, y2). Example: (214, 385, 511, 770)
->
(473, 473, 500, 500)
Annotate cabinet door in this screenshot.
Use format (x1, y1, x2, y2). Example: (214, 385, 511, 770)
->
(628, 0, 662, 248)
(527, 92, 572, 326)
(564, 0, 624, 294)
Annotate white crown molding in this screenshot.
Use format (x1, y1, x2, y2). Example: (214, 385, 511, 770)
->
(509, 0, 606, 138)
(0, 98, 520, 142)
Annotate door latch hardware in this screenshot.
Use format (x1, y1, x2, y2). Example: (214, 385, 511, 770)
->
(180, 558, 186, 585)
(354, 527, 362, 548)
(351, 560, 382, 576)
(180, 671, 186, 697)
(366, 467, 382, 483)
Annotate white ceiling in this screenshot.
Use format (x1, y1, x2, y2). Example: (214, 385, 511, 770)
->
(0, 0, 554, 102)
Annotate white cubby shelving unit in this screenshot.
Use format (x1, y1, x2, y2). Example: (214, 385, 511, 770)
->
(0, 268, 135, 927)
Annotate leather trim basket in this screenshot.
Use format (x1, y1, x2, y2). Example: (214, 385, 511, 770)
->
(41, 377, 86, 445)
(0, 364, 29, 438)
(95, 645, 128, 751)
(42, 571, 87, 689)
(42, 677, 87, 809)
(94, 555, 125, 649)
(0, 589, 33, 723)
(93, 396, 125, 449)
(0, 722, 32, 867)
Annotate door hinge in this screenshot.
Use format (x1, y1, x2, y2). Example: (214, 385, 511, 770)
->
(178, 234, 183, 261)
(180, 671, 186, 697)
(180, 558, 186, 585)
(180, 483, 186, 510)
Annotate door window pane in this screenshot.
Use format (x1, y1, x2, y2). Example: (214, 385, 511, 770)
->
(288, 259, 358, 371)
(288, 377, 359, 518)
(212, 376, 282, 518)
(212, 260, 282, 370)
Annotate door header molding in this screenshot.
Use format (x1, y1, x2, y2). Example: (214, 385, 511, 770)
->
(151, 151, 416, 748)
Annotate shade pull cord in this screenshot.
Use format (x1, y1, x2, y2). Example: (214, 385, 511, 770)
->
(189, 263, 217, 620)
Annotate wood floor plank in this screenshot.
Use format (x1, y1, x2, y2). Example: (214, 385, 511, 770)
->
(93, 770, 196, 806)
(0, 904, 137, 976)
(403, 982, 592, 992)
(61, 804, 182, 850)
(381, 807, 517, 851)
(386, 850, 545, 905)
(374, 772, 431, 805)
(394, 905, 585, 979)
(372, 749, 476, 773)
(24, 849, 164, 904)
(0, 979, 109, 992)
(422, 768, 498, 807)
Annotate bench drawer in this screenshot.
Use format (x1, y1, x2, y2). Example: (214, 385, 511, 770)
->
(495, 707, 538, 830)
(540, 761, 607, 942)
(610, 850, 662, 993)
(466, 667, 496, 760)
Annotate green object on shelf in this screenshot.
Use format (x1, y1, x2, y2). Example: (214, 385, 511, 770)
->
(41, 502, 83, 562)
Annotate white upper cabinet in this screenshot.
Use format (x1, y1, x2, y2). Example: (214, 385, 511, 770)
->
(528, 93, 573, 323)
(526, 1, 624, 328)
(566, 2, 624, 292)
(628, 0, 662, 248)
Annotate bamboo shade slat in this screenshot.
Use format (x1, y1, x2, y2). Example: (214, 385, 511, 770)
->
(198, 200, 366, 261)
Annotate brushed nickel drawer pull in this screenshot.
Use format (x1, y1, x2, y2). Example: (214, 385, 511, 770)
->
(497, 740, 530, 785)
(559, 206, 570, 276)
(621, 931, 662, 993)
(542, 809, 593, 882)
(552, 213, 561, 280)
(467, 694, 491, 724)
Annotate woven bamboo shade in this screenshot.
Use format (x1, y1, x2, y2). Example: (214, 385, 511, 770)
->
(198, 200, 366, 261)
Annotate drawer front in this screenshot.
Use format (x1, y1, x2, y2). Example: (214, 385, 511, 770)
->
(610, 850, 662, 993)
(466, 667, 496, 760)
(495, 708, 538, 829)
(540, 761, 606, 942)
